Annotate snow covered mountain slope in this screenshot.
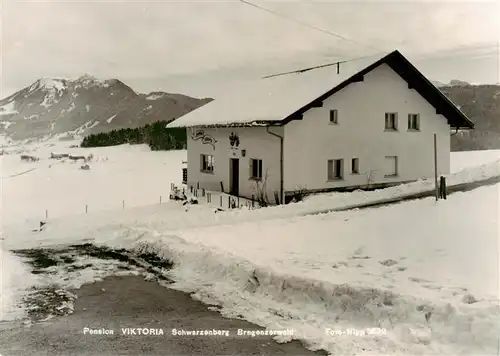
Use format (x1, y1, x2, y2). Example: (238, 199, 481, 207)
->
(0, 75, 212, 141)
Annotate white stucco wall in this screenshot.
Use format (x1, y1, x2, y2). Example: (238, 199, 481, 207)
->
(187, 126, 282, 202)
(284, 63, 451, 193)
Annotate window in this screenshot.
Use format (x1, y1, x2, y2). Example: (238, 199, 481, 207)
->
(200, 154, 214, 173)
(351, 158, 359, 174)
(384, 156, 398, 177)
(385, 113, 398, 131)
(327, 159, 344, 180)
(250, 159, 263, 180)
(329, 109, 338, 124)
(408, 114, 420, 131)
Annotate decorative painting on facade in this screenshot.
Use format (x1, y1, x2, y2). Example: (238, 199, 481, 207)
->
(229, 132, 240, 149)
(191, 128, 217, 149)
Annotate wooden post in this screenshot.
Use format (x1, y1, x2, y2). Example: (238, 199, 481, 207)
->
(251, 195, 255, 208)
(434, 133, 439, 201)
(85, 205, 88, 214)
(197, 182, 200, 190)
(228, 196, 231, 209)
(440, 176, 447, 200)
(220, 195, 222, 207)
(160, 196, 162, 204)
(122, 200, 125, 210)
(237, 196, 240, 207)
(45, 209, 48, 220)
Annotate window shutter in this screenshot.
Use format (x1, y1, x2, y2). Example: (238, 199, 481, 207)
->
(330, 110, 338, 123)
(335, 159, 343, 178)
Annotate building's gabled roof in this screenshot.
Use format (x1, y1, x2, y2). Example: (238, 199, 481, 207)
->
(167, 50, 474, 130)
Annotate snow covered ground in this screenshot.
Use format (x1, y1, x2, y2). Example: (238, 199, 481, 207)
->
(1, 140, 185, 226)
(0, 249, 40, 322)
(1, 140, 499, 355)
(450, 149, 500, 172)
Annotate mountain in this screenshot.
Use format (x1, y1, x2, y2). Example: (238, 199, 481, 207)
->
(447, 80, 471, 87)
(432, 79, 471, 88)
(441, 84, 500, 151)
(0, 75, 212, 141)
(431, 80, 446, 88)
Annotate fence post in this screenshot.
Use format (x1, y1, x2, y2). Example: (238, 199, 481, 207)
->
(440, 176, 447, 200)
(197, 182, 200, 190)
(251, 195, 255, 208)
(434, 133, 439, 201)
(237, 196, 240, 207)
(122, 200, 125, 210)
(85, 205, 88, 214)
(228, 196, 231, 209)
(160, 196, 162, 204)
(220, 195, 222, 207)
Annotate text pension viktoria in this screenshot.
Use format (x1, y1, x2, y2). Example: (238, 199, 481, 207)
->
(82, 327, 164, 336)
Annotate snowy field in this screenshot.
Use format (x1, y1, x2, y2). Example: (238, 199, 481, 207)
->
(450, 148, 500, 172)
(1, 140, 499, 355)
(1, 140, 185, 226)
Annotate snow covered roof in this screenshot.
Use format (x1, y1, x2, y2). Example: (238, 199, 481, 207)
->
(167, 50, 473, 130)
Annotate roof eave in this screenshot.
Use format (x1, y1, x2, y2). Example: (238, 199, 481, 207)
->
(170, 120, 284, 129)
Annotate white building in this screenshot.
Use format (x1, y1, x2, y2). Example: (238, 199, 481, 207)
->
(167, 50, 474, 204)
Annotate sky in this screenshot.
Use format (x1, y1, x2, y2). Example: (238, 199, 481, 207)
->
(1, 0, 499, 99)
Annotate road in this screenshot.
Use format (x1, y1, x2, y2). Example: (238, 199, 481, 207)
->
(0, 275, 327, 356)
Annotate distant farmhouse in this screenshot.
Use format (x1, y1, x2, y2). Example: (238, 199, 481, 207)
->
(167, 50, 474, 204)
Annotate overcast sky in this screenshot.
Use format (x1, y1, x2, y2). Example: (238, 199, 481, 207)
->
(1, 0, 499, 99)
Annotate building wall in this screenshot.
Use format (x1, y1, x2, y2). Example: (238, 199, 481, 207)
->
(284, 63, 451, 194)
(187, 126, 282, 202)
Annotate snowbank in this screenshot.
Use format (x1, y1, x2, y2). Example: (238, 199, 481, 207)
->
(0, 247, 39, 322)
(103, 193, 499, 355)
